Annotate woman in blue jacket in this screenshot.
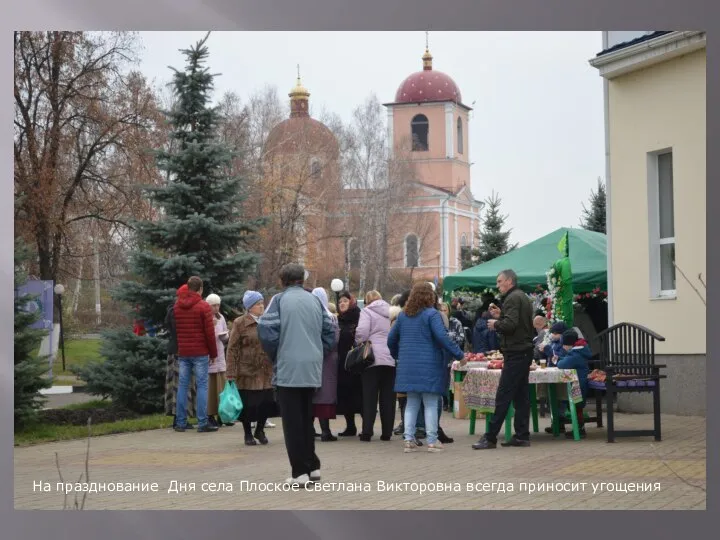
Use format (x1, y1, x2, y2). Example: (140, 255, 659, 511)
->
(388, 282, 465, 453)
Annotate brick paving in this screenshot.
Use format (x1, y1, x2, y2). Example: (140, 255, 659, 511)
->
(14, 411, 706, 510)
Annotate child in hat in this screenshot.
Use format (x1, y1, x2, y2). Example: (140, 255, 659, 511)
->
(554, 329, 592, 439)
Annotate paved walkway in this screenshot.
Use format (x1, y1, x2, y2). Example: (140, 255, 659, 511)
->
(14, 412, 706, 510)
(42, 392, 98, 410)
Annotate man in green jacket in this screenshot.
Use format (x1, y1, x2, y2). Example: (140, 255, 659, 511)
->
(472, 269, 535, 450)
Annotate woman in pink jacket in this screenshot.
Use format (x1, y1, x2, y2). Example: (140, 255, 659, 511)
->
(355, 290, 396, 442)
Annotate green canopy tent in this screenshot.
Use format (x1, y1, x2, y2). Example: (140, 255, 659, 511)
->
(443, 227, 607, 296)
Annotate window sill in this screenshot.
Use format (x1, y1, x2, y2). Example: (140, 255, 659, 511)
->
(650, 295, 677, 301)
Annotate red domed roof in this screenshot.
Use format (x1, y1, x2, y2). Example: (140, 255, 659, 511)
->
(394, 69, 462, 104)
(265, 117, 339, 158)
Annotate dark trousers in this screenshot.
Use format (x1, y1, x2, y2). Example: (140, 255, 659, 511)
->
(361, 366, 396, 437)
(277, 386, 320, 478)
(485, 350, 533, 443)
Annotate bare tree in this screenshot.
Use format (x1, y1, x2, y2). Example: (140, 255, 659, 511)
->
(339, 95, 435, 296)
(255, 131, 341, 287)
(14, 31, 164, 285)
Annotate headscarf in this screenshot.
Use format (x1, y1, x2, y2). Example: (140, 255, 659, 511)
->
(337, 291, 361, 325)
(312, 287, 333, 316)
(338, 290, 357, 308)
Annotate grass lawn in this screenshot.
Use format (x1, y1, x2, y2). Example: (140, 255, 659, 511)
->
(51, 338, 103, 377)
(32, 338, 103, 383)
(14, 400, 172, 447)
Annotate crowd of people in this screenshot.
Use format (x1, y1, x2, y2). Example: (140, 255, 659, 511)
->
(163, 264, 593, 487)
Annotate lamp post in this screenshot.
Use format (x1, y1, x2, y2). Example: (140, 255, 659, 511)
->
(54, 284, 66, 372)
(330, 278, 344, 308)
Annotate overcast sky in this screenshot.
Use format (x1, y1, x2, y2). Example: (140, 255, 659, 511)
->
(135, 31, 605, 247)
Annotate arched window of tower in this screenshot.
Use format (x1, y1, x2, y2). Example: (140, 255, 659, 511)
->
(405, 234, 420, 268)
(460, 233, 470, 262)
(347, 238, 361, 270)
(310, 158, 322, 179)
(457, 117, 464, 155)
(411, 114, 429, 152)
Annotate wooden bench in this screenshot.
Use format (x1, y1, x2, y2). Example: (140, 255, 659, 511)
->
(590, 323, 666, 442)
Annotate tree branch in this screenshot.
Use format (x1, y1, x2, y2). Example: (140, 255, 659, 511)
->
(672, 262, 706, 306)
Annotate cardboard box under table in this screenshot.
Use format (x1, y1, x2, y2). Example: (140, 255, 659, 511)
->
(459, 366, 585, 441)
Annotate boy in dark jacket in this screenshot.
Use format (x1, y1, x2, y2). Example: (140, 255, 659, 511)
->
(472, 312, 500, 354)
(553, 329, 591, 439)
(542, 321, 569, 365)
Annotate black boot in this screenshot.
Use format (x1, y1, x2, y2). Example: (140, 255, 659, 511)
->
(545, 420, 567, 434)
(338, 415, 357, 437)
(243, 422, 256, 445)
(171, 415, 176, 429)
(437, 426, 454, 444)
(254, 430, 269, 445)
(319, 419, 337, 441)
(565, 426, 587, 439)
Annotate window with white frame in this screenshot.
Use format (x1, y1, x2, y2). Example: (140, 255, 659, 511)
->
(405, 234, 420, 268)
(648, 150, 676, 297)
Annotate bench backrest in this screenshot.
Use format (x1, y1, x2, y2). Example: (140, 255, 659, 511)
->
(596, 322, 666, 377)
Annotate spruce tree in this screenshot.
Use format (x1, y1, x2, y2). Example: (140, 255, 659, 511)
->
(580, 177, 607, 233)
(14, 238, 52, 428)
(460, 247, 474, 270)
(76, 33, 263, 413)
(471, 191, 518, 265)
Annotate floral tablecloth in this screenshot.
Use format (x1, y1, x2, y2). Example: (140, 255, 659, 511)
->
(451, 360, 487, 375)
(462, 367, 583, 414)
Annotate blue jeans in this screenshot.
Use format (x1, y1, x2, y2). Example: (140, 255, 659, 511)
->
(404, 392, 441, 444)
(415, 396, 443, 430)
(176, 356, 209, 428)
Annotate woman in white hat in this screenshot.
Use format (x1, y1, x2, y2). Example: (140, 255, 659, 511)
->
(205, 293, 230, 427)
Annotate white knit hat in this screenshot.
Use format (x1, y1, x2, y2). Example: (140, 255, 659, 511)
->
(205, 293, 221, 305)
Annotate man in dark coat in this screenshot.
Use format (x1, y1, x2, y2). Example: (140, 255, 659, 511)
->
(473, 269, 535, 450)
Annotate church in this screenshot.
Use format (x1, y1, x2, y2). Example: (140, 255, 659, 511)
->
(260, 40, 484, 293)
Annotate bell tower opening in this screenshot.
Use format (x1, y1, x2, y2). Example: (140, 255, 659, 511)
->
(411, 114, 429, 152)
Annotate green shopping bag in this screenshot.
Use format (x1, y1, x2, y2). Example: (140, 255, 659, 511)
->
(218, 380, 243, 424)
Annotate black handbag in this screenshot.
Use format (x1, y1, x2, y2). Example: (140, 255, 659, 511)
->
(344, 315, 375, 374)
(345, 340, 375, 374)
